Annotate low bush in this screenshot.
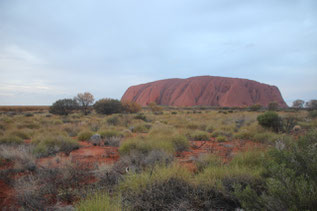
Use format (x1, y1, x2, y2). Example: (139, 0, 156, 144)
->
(252, 131, 278, 143)
(32, 135, 79, 157)
(132, 124, 151, 133)
(257, 111, 282, 132)
(134, 113, 147, 121)
(16, 162, 92, 210)
(249, 104, 262, 111)
(206, 125, 214, 133)
(100, 130, 122, 139)
(76, 193, 121, 211)
(215, 136, 226, 142)
(17, 121, 40, 129)
(10, 130, 31, 140)
(235, 130, 317, 210)
(78, 131, 93, 141)
(188, 131, 210, 141)
(107, 115, 120, 126)
(119, 133, 187, 156)
(63, 126, 80, 137)
(119, 164, 238, 210)
(234, 130, 254, 140)
(0, 136, 23, 145)
(0, 145, 36, 172)
(170, 135, 189, 152)
(122, 101, 141, 113)
(195, 154, 223, 172)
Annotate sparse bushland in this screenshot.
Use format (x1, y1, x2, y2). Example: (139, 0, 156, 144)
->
(1, 106, 315, 210)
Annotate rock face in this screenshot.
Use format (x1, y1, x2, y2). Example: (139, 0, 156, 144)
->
(121, 76, 288, 108)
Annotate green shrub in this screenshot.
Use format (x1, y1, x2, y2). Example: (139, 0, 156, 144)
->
(235, 130, 317, 210)
(0, 136, 23, 145)
(77, 131, 93, 141)
(17, 121, 40, 129)
(211, 131, 221, 138)
(107, 116, 120, 125)
(100, 130, 122, 139)
(253, 132, 278, 143)
(63, 126, 80, 137)
(230, 150, 266, 169)
(134, 113, 147, 121)
(195, 154, 223, 172)
(33, 135, 79, 157)
(133, 124, 151, 133)
(234, 130, 254, 140)
(119, 133, 185, 156)
(257, 111, 281, 132)
(76, 193, 121, 211)
(249, 104, 262, 111)
(49, 98, 79, 115)
(119, 137, 153, 155)
(206, 125, 214, 133)
(94, 98, 123, 115)
(120, 164, 238, 210)
(170, 135, 189, 152)
(189, 131, 210, 141)
(215, 136, 226, 142)
(10, 130, 31, 140)
(122, 101, 141, 113)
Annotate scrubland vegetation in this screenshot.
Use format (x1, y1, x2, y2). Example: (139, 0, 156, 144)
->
(0, 100, 316, 210)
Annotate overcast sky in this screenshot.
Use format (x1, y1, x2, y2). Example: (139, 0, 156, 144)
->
(0, 0, 316, 105)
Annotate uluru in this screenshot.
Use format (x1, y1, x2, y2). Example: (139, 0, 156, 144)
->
(121, 76, 288, 108)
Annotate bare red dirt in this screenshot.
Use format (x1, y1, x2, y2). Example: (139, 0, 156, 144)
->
(121, 76, 288, 108)
(37, 141, 119, 168)
(177, 139, 264, 172)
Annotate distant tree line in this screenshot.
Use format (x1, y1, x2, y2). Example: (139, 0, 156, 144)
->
(49, 92, 141, 115)
(50, 93, 317, 116)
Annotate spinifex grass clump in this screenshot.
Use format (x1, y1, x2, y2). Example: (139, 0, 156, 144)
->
(0, 135, 24, 145)
(32, 134, 79, 157)
(77, 131, 93, 141)
(119, 124, 190, 156)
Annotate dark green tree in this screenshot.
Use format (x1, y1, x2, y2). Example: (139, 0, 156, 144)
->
(49, 99, 79, 115)
(93, 98, 123, 115)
